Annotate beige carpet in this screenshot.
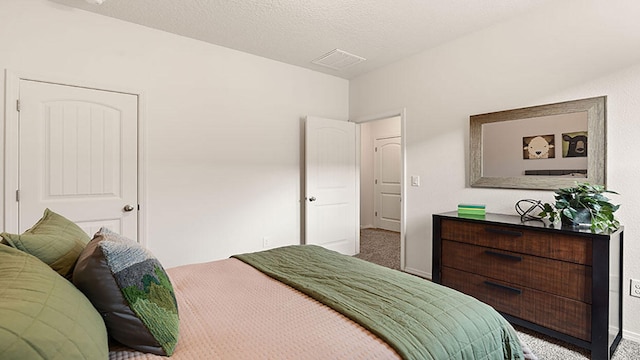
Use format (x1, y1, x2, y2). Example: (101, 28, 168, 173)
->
(355, 228, 640, 359)
(354, 228, 401, 270)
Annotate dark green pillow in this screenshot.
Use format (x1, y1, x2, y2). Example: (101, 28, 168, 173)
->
(73, 228, 179, 356)
(1, 208, 90, 279)
(0, 244, 108, 359)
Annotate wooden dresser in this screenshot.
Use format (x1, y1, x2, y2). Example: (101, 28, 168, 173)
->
(432, 212, 623, 360)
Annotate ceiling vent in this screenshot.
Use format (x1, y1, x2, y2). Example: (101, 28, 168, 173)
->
(312, 49, 366, 71)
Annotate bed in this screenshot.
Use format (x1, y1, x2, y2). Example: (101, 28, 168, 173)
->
(0, 209, 535, 360)
(109, 245, 534, 360)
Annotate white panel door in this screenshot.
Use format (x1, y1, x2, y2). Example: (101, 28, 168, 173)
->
(374, 137, 401, 232)
(18, 80, 138, 239)
(305, 116, 358, 255)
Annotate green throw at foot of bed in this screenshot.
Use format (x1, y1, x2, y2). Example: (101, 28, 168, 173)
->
(233, 245, 524, 360)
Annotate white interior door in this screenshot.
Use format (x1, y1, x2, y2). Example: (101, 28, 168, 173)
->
(305, 116, 358, 255)
(17, 80, 138, 239)
(374, 137, 401, 232)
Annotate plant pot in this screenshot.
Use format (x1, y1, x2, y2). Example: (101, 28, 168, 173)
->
(561, 209, 591, 227)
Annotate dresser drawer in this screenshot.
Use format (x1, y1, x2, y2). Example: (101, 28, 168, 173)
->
(442, 240, 592, 302)
(442, 267, 591, 341)
(441, 219, 592, 265)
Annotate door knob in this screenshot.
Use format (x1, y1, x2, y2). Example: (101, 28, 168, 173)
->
(309, 197, 317, 202)
(123, 205, 135, 212)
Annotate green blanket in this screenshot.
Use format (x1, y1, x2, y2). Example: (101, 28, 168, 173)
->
(233, 245, 523, 360)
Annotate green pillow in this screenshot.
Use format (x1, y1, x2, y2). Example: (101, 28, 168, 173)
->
(0, 244, 108, 359)
(73, 228, 179, 356)
(1, 208, 90, 279)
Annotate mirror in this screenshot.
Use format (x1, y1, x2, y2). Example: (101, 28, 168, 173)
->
(470, 96, 606, 190)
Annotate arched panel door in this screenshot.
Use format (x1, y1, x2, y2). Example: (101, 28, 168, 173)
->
(305, 116, 357, 255)
(18, 80, 138, 240)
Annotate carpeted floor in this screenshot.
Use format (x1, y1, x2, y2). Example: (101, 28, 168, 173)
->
(354, 228, 401, 270)
(355, 228, 640, 360)
(515, 325, 640, 360)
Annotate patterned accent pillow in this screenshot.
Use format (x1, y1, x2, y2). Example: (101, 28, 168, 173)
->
(0, 208, 90, 279)
(73, 228, 179, 356)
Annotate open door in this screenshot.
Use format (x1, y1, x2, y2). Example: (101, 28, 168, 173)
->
(304, 116, 358, 255)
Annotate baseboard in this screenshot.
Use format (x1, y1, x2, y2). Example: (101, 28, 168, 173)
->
(623, 329, 640, 343)
(360, 224, 374, 229)
(404, 267, 431, 280)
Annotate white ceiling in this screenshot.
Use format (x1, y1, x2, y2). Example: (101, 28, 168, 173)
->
(51, 0, 553, 79)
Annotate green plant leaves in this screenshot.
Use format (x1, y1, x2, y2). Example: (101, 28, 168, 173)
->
(538, 182, 620, 232)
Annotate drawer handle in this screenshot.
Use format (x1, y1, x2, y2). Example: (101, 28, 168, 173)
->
(484, 281, 522, 295)
(484, 250, 523, 262)
(484, 227, 523, 237)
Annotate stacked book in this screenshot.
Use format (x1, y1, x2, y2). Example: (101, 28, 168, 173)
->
(458, 204, 486, 218)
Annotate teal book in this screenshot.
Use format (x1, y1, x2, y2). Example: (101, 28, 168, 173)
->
(458, 204, 486, 209)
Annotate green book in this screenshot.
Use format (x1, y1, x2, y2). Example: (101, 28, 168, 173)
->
(458, 213, 486, 219)
(458, 208, 485, 213)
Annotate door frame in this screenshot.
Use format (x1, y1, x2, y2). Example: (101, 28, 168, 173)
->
(2, 69, 147, 244)
(354, 108, 406, 271)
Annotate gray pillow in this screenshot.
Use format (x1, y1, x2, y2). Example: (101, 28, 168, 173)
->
(73, 228, 179, 356)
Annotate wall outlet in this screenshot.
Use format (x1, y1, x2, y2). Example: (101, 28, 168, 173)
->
(263, 236, 272, 248)
(631, 279, 640, 298)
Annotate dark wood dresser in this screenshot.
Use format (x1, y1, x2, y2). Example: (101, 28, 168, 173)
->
(432, 212, 623, 360)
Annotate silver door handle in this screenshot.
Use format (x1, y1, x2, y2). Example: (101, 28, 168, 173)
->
(123, 205, 135, 212)
(309, 197, 316, 202)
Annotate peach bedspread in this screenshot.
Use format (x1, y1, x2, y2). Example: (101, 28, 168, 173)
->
(109, 258, 399, 360)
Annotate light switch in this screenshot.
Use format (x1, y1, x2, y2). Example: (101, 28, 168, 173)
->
(411, 175, 420, 187)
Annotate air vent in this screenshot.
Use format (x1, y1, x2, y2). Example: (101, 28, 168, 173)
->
(312, 49, 366, 71)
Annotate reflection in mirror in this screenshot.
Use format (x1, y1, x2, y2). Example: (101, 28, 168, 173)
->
(470, 96, 606, 190)
(483, 112, 587, 177)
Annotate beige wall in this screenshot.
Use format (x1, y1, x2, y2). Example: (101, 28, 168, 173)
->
(0, 0, 349, 268)
(350, 0, 640, 340)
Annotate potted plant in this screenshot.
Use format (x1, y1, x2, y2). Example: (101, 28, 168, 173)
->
(539, 182, 620, 232)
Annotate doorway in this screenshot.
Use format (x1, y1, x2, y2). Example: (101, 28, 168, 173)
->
(357, 112, 404, 270)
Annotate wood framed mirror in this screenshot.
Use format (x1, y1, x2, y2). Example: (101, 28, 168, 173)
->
(470, 96, 606, 190)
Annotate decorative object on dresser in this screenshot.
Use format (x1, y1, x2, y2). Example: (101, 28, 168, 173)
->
(432, 212, 623, 360)
(457, 203, 486, 218)
(538, 182, 620, 232)
(515, 199, 546, 222)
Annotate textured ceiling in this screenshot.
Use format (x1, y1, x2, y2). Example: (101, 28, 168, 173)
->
(51, 0, 553, 79)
